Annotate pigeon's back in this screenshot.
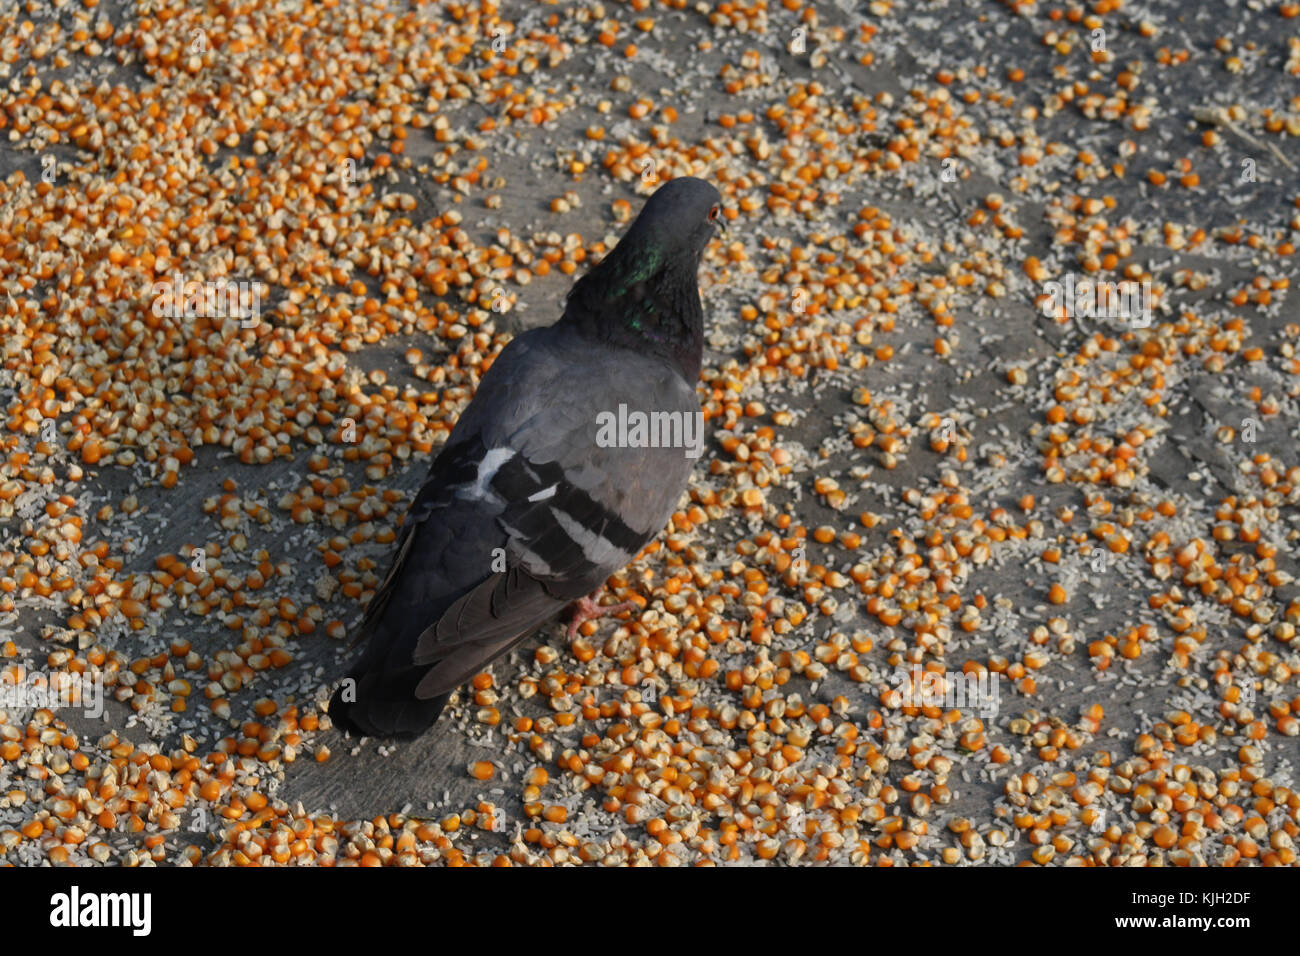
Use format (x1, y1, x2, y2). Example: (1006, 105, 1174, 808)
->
(328, 323, 700, 737)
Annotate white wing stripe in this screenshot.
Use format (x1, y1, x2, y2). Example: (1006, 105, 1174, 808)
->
(458, 447, 515, 502)
(550, 506, 630, 567)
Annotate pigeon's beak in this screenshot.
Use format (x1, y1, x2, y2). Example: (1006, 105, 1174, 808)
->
(711, 212, 727, 238)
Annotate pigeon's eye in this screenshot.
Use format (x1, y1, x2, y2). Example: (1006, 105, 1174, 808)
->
(708, 204, 720, 222)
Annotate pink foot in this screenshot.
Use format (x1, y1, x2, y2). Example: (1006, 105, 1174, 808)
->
(567, 592, 638, 639)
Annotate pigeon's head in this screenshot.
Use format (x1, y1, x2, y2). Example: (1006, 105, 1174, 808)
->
(562, 175, 720, 376)
(626, 176, 724, 265)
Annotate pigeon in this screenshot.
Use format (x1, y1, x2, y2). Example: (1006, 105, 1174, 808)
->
(328, 176, 723, 738)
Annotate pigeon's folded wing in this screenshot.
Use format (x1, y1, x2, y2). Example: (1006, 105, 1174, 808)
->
(332, 326, 700, 715)
(403, 328, 700, 698)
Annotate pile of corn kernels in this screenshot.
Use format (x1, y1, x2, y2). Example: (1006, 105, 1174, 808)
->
(1, 0, 1298, 866)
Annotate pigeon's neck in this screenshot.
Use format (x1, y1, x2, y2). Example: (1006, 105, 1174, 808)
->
(560, 243, 704, 380)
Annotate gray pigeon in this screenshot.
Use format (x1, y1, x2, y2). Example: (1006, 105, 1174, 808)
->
(329, 176, 723, 737)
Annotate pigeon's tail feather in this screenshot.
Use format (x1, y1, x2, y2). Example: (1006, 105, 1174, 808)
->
(328, 666, 448, 739)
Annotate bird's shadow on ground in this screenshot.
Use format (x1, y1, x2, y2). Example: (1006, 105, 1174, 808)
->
(284, 722, 472, 818)
(282, 623, 569, 820)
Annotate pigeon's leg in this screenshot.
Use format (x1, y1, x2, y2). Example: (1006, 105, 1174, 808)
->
(567, 592, 638, 639)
